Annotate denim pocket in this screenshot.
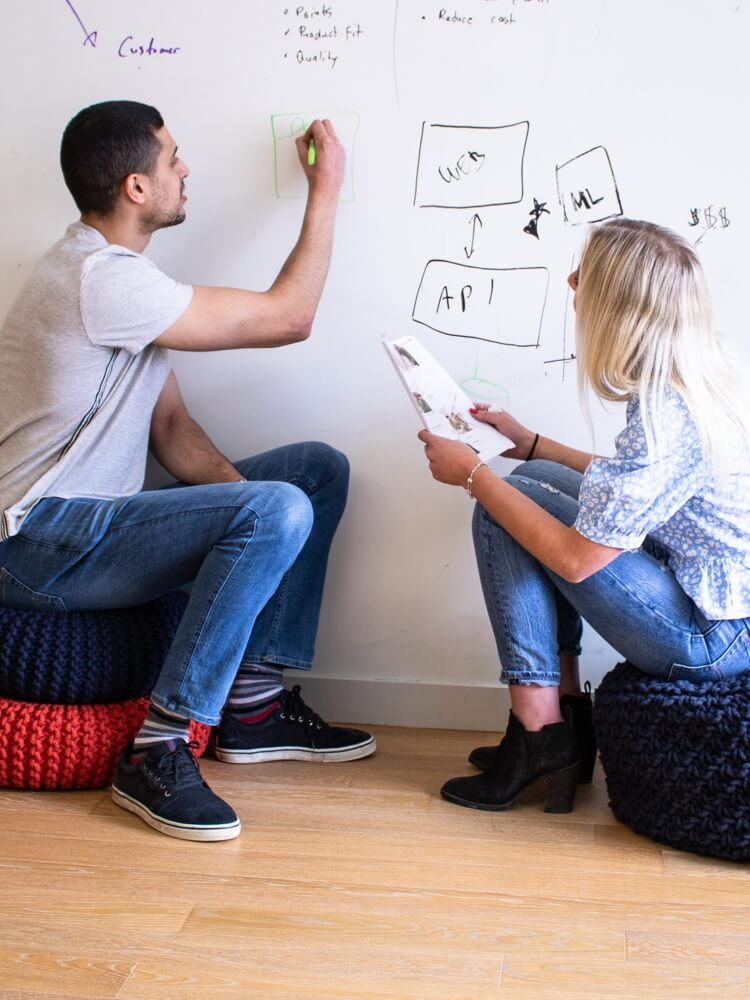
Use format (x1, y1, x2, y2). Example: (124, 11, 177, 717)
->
(669, 627, 750, 683)
(0, 566, 68, 612)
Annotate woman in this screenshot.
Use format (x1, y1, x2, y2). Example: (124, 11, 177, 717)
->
(419, 218, 750, 814)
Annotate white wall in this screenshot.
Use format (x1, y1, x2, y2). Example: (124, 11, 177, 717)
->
(1, 0, 747, 728)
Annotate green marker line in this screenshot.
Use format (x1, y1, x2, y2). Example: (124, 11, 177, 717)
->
(307, 139, 316, 166)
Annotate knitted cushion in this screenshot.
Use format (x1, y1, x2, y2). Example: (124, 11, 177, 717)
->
(0, 695, 211, 790)
(594, 662, 750, 861)
(0, 592, 188, 704)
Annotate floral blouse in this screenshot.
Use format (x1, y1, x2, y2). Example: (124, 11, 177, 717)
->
(575, 391, 750, 619)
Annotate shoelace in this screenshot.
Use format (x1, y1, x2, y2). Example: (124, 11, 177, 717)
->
(280, 685, 325, 730)
(144, 741, 205, 794)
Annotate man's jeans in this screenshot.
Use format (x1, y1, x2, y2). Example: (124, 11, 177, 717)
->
(473, 460, 750, 685)
(0, 442, 349, 724)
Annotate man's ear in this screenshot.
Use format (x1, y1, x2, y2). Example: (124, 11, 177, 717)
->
(122, 172, 148, 206)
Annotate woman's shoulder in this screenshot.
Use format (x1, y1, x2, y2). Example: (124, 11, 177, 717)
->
(616, 388, 701, 469)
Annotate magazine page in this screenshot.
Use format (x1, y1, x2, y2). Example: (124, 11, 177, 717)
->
(383, 336, 512, 460)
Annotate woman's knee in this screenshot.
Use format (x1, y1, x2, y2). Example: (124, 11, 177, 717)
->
(510, 459, 582, 499)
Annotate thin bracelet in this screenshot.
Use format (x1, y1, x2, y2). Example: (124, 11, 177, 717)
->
(464, 460, 488, 498)
(526, 433, 540, 461)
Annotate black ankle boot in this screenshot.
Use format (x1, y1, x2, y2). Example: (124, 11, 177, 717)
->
(442, 712, 581, 813)
(560, 684, 596, 783)
(468, 684, 597, 784)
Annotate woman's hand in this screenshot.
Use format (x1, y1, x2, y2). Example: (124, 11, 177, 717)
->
(470, 404, 536, 461)
(417, 431, 481, 487)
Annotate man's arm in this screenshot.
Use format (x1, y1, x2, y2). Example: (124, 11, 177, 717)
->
(154, 119, 345, 352)
(149, 371, 243, 484)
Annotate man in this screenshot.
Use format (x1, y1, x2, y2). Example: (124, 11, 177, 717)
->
(0, 100, 375, 842)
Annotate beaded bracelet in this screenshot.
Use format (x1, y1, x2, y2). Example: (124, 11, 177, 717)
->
(464, 460, 488, 498)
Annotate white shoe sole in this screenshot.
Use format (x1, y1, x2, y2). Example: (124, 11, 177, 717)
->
(111, 786, 241, 842)
(214, 736, 377, 765)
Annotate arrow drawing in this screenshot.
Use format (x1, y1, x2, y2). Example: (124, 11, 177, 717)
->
(64, 0, 98, 47)
(464, 213, 482, 258)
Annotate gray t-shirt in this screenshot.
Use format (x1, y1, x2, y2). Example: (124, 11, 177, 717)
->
(0, 222, 193, 539)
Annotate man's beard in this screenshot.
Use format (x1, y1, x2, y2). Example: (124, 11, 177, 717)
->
(142, 185, 186, 234)
(142, 204, 185, 234)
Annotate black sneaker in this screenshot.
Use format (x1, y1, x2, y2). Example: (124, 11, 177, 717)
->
(215, 684, 376, 764)
(112, 739, 241, 842)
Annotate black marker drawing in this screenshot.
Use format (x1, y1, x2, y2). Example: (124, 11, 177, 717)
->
(464, 214, 483, 258)
(690, 205, 730, 245)
(555, 146, 623, 226)
(439, 150, 486, 183)
(412, 259, 549, 348)
(413, 121, 529, 209)
(63, 0, 97, 47)
(544, 255, 577, 381)
(523, 197, 550, 239)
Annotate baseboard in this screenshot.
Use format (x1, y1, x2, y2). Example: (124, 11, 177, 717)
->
(285, 675, 511, 731)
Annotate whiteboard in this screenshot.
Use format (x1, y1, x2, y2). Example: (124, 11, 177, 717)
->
(1, 0, 747, 725)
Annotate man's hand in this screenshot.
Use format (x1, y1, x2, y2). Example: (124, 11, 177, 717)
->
(418, 430, 481, 487)
(154, 119, 345, 354)
(296, 119, 345, 199)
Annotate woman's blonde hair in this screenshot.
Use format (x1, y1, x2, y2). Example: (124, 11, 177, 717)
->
(576, 218, 750, 472)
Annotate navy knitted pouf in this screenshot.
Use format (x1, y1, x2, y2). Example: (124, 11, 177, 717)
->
(594, 662, 750, 861)
(0, 591, 188, 704)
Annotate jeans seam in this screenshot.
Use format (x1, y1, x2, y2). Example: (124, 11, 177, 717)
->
(482, 514, 556, 684)
(170, 522, 258, 710)
(592, 558, 697, 636)
(106, 501, 276, 538)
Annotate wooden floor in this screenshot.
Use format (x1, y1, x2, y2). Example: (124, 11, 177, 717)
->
(1, 725, 749, 1000)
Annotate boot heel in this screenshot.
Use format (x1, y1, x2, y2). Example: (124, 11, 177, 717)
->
(577, 748, 597, 785)
(561, 686, 597, 785)
(544, 763, 579, 814)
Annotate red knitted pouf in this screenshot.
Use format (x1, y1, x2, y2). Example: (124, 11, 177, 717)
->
(0, 695, 211, 790)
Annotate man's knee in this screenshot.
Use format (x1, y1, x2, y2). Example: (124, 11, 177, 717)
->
(300, 441, 350, 492)
(235, 481, 313, 536)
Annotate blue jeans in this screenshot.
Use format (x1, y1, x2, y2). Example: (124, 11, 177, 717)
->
(0, 442, 349, 724)
(473, 460, 750, 685)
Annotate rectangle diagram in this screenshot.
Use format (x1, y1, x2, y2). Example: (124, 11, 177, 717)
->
(413, 122, 529, 209)
(556, 145, 623, 225)
(412, 260, 549, 347)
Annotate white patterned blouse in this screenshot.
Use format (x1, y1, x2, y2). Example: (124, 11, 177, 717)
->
(575, 390, 750, 619)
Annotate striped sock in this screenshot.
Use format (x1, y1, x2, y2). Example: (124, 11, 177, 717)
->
(225, 663, 284, 720)
(132, 702, 191, 752)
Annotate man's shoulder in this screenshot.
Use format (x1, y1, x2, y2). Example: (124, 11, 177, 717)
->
(82, 236, 162, 287)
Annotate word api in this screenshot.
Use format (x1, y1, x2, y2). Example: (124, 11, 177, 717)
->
(436, 278, 495, 313)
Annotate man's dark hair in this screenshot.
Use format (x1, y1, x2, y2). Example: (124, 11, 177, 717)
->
(60, 100, 165, 216)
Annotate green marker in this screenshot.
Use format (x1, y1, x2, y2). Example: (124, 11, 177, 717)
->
(307, 138, 316, 166)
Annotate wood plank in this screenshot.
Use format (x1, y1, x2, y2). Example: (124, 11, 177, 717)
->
(0, 949, 132, 998)
(0, 725, 747, 998)
(500, 955, 750, 998)
(626, 929, 750, 964)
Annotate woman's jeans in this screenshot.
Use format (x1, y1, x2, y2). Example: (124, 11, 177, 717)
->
(0, 441, 349, 724)
(473, 460, 750, 686)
